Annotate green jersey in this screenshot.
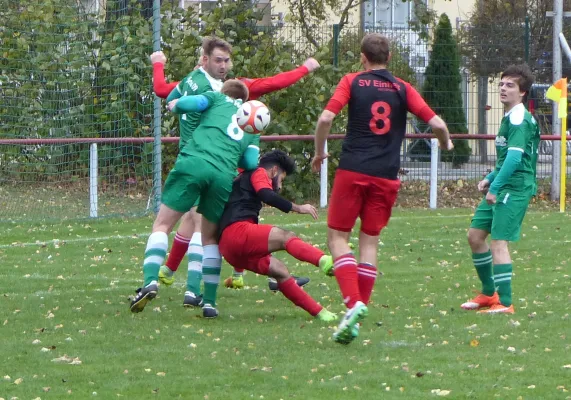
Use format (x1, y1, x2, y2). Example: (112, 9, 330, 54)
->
(180, 91, 260, 174)
(493, 103, 540, 193)
(175, 67, 223, 149)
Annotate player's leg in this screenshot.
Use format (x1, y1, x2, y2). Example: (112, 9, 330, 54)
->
(357, 177, 400, 305)
(195, 175, 233, 318)
(268, 257, 336, 322)
(462, 198, 498, 310)
(268, 227, 333, 272)
(159, 209, 196, 286)
(183, 208, 204, 306)
(130, 203, 184, 313)
(479, 192, 532, 314)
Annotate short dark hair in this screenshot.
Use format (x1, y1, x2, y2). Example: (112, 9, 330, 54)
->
(259, 149, 296, 175)
(501, 64, 534, 98)
(361, 33, 390, 65)
(202, 36, 232, 56)
(221, 79, 249, 102)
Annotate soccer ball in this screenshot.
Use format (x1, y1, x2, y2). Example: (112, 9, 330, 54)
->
(236, 100, 271, 134)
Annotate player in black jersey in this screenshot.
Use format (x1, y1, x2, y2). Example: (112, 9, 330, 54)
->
(218, 150, 337, 322)
(312, 33, 453, 344)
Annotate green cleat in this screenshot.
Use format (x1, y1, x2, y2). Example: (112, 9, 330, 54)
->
(333, 301, 368, 345)
(319, 255, 334, 277)
(316, 308, 338, 322)
(158, 265, 175, 286)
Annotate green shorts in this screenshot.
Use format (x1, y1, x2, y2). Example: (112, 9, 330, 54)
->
(470, 191, 533, 242)
(162, 156, 233, 223)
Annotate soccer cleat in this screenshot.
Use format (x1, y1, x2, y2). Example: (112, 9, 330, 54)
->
(478, 303, 515, 314)
(268, 275, 310, 292)
(202, 303, 219, 318)
(316, 308, 337, 322)
(183, 291, 203, 307)
(130, 282, 158, 313)
(333, 301, 368, 345)
(319, 255, 334, 277)
(223, 275, 245, 289)
(461, 292, 499, 310)
(158, 265, 175, 286)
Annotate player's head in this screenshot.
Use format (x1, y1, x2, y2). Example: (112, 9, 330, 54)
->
(499, 64, 534, 107)
(259, 150, 296, 192)
(221, 79, 249, 102)
(360, 33, 390, 67)
(201, 36, 232, 80)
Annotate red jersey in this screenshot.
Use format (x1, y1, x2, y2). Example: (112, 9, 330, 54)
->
(152, 63, 309, 100)
(325, 69, 436, 180)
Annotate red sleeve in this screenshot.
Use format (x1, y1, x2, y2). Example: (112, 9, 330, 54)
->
(324, 73, 356, 115)
(401, 80, 436, 123)
(250, 168, 273, 192)
(153, 63, 179, 99)
(239, 65, 309, 100)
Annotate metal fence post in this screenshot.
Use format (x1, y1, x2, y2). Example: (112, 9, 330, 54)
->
(89, 143, 98, 218)
(429, 138, 439, 209)
(152, 0, 162, 214)
(333, 24, 340, 67)
(551, 0, 563, 201)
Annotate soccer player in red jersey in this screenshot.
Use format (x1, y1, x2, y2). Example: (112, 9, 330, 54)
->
(218, 150, 337, 322)
(311, 33, 454, 344)
(150, 49, 319, 293)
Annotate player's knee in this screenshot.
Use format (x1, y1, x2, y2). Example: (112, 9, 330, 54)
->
(268, 258, 290, 282)
(467, 228, 485, 247)
(282, 230, 297, 243)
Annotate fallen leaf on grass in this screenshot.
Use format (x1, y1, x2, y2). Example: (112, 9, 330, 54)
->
(470, 340, 480, 347)
(431, 389, 451, 396)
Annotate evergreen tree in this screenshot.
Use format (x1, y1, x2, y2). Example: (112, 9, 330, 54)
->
(421, 13, 471, 167)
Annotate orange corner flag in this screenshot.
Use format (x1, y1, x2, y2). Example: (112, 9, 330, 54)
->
(546, 78, 568, 119)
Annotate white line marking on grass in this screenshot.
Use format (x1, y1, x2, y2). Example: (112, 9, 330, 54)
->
(0, 214, 475, 249)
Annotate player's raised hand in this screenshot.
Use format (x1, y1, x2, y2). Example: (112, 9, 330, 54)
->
(167, 99, 178, 112)
(477, 179, 490, 194)
(439, 138, 454, 151)
(303, 58, 320, 72)
(150, 51, 167, 65)
(297, 204, 319, 220)
(311, 153, 329, 173)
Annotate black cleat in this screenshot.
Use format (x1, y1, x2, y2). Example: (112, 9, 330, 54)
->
(202, 303, 219, 318)
(183, 291, 203, 307)
(268, 275, 310, 292)
(130, 283, 158, 313)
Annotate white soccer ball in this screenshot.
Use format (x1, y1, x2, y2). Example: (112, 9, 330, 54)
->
(236, 100, 271, 134)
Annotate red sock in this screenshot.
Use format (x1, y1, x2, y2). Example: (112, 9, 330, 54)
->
(333, 254, 361, 308)
(357, 263, 377, 305)
(164, 232, 190, 272)
(278, 277, 322, 316)
(285, 237, 324, 267)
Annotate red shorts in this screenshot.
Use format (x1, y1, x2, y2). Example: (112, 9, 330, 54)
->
(219, 221, 273, 275)
(327, 169, 400, 236)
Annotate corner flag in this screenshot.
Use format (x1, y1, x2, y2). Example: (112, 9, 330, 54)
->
(546, 78, 568, 118)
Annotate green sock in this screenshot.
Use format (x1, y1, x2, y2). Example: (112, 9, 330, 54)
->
(202, 244, 221, 307)
(186, 235, 203, 294)
(143, 232, 168, 286)
(232, 270, 243, 278)
(493, 263, 513, 306)
(472, 251, 494, 296)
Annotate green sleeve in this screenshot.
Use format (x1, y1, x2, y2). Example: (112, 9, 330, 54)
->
(167, 83, 183, 102)
(485, 170, 496, 183)
(238, 135, 260, 171)
(489, 150, 523, 195)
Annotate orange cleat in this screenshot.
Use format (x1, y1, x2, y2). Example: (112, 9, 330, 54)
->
(461, 292, 499, 310)
(478, 303, 515, 314)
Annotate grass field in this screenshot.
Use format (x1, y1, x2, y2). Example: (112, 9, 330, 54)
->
(1, 208, 570, 399)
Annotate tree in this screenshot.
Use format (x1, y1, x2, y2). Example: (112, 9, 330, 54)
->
(422, 13, 471, 167)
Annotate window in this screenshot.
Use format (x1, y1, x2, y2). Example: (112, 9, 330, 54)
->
(362, 0, 416, 29)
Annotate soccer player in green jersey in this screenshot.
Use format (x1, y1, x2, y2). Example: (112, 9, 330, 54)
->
(462, 64, 540, 314)
(129, 79, 260, 318)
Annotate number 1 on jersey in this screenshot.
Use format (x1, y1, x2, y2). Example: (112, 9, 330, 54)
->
(370, 101, 391, 135)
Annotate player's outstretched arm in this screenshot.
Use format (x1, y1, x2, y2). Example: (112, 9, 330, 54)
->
(244, 58, 320, 100)
(168, 94, 211, 114)
(150, 51, 179, 99)
(311, 110, 335, 172)
(427, 116, 454, 151)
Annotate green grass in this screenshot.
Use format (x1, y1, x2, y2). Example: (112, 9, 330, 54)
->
(1, 208, 571, 399)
